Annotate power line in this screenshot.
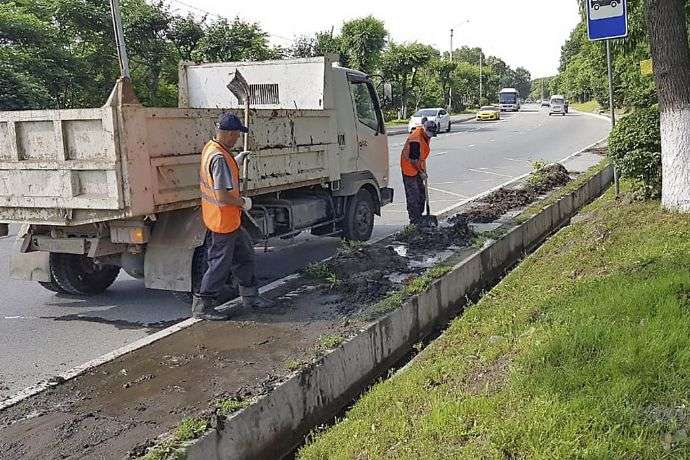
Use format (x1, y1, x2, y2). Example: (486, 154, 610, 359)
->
(162, 0, 295, 44)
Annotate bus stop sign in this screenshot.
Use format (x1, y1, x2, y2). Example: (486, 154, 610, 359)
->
(586, 0, 629, 41)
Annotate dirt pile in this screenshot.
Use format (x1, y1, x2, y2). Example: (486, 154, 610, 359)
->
(459, 188, 536, 224)
(455, 163, 571, 224)
(326, 246, 408, 279)
(323, 246, 410, 306)
(398, 218, 475, 251)
(530, 163, 570, 194)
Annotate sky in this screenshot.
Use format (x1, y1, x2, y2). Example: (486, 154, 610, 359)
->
(164, 0, 582, 78)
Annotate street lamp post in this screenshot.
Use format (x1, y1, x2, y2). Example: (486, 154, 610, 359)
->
(448, 28, 454, 112)
(448, 20, 470, 112)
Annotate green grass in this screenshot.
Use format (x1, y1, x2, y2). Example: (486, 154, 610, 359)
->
(571, 100, 602, 113)
(217, 399, 250, 417)
(299, 185, 690, 459)
(143, 417, 209, 460)
(385, 119, 409, 127)
(319, 334, 345, 350)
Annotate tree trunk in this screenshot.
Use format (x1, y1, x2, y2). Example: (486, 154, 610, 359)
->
(647, 0, 690, 211)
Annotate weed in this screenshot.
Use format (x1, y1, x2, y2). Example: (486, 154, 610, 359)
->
(285, 359, 304, 371)
(362, 265, 452, 320)
(217, 399, 249, 417)
(319, 334, 344, 349)
(143, 417, 209, 460)
(304, 262, 335, 281)
(397, 224, 419, 241)
(340, 239, 366, 252)
(175, 418, 208, 442)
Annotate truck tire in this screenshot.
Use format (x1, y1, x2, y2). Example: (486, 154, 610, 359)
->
(342, 189, 375, 241)
(49, 253, 120, 296)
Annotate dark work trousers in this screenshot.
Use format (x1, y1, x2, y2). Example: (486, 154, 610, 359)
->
(403, 174, 426, 225)
(199, 228, 256, 299)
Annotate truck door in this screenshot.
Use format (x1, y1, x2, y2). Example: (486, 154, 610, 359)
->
(347, 75, 389, 188)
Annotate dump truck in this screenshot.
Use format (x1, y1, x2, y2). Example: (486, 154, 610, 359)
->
(0, 56, 392, 298)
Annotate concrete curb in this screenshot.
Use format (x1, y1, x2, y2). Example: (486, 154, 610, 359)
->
(183, 165, 615, 460)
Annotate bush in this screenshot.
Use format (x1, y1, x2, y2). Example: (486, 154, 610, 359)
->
(608, 107, 661, 198)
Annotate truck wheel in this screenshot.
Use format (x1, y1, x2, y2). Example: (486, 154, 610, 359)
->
(342, 189, 375, 241)
(38, 280, 70, 295)
(49, 253, 120, 296)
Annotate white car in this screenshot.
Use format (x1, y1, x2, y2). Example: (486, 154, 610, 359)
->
(408, 108, 451, 133)
(549, 95, 567, 116)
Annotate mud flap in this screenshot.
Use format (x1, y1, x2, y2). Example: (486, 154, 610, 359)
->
(144, 208, 206, 292)
(9, 252, 51, 282)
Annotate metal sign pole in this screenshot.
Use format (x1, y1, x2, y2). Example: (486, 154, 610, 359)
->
(109, 0, 131, 79)
(606, 39, 620, 195)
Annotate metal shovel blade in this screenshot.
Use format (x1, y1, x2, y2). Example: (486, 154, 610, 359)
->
(226, 69, 250, 103)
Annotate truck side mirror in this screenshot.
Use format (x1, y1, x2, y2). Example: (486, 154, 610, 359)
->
(383, 83, 392, 103)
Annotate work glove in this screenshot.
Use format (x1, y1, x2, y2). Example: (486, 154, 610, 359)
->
(418, 171, 428, 181)
(235, 151, 251, 164)
(242, 197, 253, 211)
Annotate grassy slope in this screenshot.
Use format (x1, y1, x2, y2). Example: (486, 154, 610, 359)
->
(571, 100, 602, 113)
(299, 187, 690, 459)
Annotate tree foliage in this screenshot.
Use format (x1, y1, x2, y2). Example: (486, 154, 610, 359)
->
(0, 0, 280, 110)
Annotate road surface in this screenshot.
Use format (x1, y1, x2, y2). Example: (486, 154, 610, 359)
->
(0, 106, 610, 399)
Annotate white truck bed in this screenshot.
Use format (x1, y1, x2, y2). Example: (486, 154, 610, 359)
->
(0, 65, 340, 226)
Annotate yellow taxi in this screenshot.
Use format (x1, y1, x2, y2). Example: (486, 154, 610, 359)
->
(476, 105, 501, 121)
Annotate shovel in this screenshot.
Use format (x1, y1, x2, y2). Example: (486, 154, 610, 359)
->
(419, 177, 439, 228)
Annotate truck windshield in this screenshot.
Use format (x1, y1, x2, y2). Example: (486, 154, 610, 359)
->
(500, 93, 517, 104)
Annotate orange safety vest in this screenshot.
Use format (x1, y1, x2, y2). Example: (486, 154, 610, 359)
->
(199, 140, 242, 234)
(400, 127, 431, 177)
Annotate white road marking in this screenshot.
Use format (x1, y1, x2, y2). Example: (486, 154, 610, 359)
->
(504, 157, 532, 164)
(431, 151, 448, 157)
(427, 187, 468, 198)
(468, 168, 513, 179)
(468, 145, 476, 148)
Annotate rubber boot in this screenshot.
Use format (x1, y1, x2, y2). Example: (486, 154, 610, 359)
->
(239, 286, 276, 309)
(192, 295, 231, 321)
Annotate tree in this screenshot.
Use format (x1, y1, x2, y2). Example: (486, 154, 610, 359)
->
(168, 14, 205, 61)
(513, 67, 532, 100)
(380, 42, 437, 118)
(193, 17, 281, 63)
(646, 0, 690, 211)
(339, 16, 387, 73)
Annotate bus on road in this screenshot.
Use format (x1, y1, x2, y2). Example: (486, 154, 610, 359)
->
(499, 88, 521, 112)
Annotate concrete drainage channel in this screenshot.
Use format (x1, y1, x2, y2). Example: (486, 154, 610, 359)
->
(183, 165, 615, 459)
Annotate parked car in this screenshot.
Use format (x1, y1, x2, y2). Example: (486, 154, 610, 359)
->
(476, 106, 501, 121)
(549, 95, 567, 116)
(541, 99, 551, 108)
(408, 108, 451, 133)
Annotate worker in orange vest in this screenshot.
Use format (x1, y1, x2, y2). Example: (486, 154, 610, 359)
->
(400, 120, 437, 225)
(194, 113, 272, 320)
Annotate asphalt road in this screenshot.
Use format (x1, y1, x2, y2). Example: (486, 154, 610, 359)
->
(0, 105, 610, 399)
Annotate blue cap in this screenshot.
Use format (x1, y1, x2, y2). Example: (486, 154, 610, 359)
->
(217, 113, 249, 133)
